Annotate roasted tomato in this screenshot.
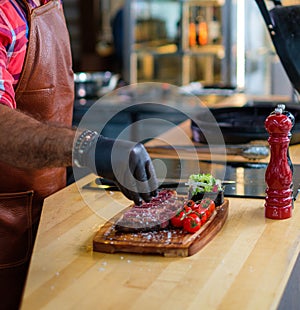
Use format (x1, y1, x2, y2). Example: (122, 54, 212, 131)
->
(171, 210, 185, 228)
(183, 213, 201, 233)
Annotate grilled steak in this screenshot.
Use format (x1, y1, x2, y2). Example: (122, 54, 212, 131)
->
(115, 189, 184, 233)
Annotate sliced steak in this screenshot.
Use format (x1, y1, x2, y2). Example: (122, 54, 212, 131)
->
(115, 189, 184, 233)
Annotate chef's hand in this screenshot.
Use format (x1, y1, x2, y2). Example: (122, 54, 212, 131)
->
(75, 132, 158, 205)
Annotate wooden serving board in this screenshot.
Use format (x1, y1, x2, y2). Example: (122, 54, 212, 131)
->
(93, 199, 229, 257)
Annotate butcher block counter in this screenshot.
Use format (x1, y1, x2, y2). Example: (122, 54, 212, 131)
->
(21, 120, 300, 310)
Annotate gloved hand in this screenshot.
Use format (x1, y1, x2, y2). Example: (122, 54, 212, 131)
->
(77, 132, 158, 205)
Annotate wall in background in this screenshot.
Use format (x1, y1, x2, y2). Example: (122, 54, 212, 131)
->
(63, 0, 81, 71)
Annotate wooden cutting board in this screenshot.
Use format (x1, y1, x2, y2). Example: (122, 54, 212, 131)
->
(93, 199, 229, 257)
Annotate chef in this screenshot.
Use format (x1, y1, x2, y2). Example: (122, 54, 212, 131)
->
(0, 1, 158, 309)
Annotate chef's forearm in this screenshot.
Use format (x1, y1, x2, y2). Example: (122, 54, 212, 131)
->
(0, 104, 76, 169)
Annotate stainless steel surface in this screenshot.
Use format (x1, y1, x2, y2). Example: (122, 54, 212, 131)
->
(82, 159, 300, 200)
(146, 144, 270, 160)
(242, 145, 269, 159)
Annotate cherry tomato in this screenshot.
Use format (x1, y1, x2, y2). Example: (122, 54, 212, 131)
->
(209, 200, 216, 214)
(199, 198, 215, 218)
(171, 211, 185, 228)
(185, 200, 196, 209)
(192, 203, 202, 214)
(199, 210, 207, 225)
(183, 213, 201, 233)
(199, 206, 211, 218)
(183, 205, 193, 214)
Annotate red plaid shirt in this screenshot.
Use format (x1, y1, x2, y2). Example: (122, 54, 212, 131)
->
(0, 0, 61, 108)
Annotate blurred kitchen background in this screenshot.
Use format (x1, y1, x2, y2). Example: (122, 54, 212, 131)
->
(64, 0, 300, 145)
(64, 0, 299, 97)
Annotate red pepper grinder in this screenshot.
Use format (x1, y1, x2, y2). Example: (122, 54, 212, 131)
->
(265, 105, 294, 219)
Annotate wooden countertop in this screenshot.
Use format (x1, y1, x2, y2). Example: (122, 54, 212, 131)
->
(21, 179, 300, 309)
(21, 119, 300, 309)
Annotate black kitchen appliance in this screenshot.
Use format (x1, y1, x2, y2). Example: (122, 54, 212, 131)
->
(255, 0, 300, 94)
(191, 102, 300, 145)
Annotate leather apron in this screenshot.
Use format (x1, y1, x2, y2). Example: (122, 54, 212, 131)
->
(0, 1, 74, 306)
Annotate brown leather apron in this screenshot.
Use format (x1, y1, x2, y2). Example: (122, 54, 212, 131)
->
(0, 1, 74, 308)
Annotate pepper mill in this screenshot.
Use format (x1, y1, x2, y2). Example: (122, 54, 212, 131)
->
(274, 104, 295, 174)
(265, 105, 294, 219)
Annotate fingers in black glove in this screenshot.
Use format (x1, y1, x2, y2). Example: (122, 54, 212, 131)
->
(112, 143, 157, 205)
(129, 144, 158, 204)
(88, 135, 158, 205)
(114, 179, 143, 206)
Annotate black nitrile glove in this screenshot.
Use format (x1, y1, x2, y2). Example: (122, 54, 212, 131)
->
(86, 135, 158, 205)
